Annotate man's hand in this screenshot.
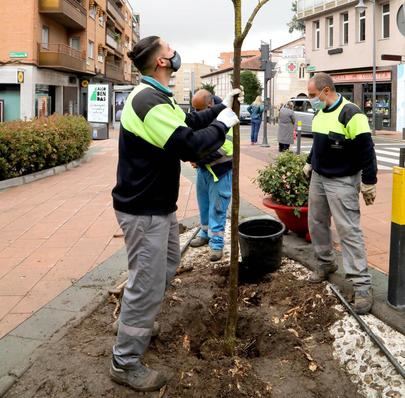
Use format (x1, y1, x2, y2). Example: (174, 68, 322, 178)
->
(223, 88, 243, 108)
(303, 163, 312, 179)
(217, 108, 240, 128)
(361, 183, 376, 205)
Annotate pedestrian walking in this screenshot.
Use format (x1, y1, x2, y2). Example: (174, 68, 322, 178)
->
(247, 96, 264, 144)
(303, 72, 377, 315)
(189, 89, 233, 262)
(110, 35, 241, 392)
(277, 102, 295, 152)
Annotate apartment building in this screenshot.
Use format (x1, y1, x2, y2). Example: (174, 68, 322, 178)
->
(170, 63, 215, 108)
(0, 0, 140, 122)
(298, 0, 405, 130)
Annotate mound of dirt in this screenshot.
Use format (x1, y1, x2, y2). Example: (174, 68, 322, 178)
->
(5, 258, 361, 398)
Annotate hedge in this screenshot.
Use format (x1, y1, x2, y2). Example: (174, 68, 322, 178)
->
(0, 115, 91, 180)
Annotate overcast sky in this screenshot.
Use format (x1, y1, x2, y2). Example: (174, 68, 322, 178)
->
(128, 0, 301, 67)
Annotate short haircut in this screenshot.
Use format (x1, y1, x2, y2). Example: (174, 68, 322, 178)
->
(311, 72, 336, 92)
(127, 36, 161, 74)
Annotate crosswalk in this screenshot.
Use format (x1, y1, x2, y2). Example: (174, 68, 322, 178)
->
(292, 143, 404, 170)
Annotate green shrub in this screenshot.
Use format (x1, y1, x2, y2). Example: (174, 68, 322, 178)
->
(256, 151, 309, 207)
(0, 115, 91, 180)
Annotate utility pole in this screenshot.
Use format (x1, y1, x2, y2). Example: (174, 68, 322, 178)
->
(260, 42, 270, 147)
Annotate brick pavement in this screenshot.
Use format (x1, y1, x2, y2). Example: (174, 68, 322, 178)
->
(0, 129, 396, 339)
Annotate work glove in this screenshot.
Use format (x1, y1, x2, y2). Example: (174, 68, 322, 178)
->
(361, 183, 376, 206)
(222, 88, 244, 108)
(216, 108, 240, 128)
(303, 163, 312, 179)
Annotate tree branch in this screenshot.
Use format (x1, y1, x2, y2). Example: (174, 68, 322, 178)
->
(241, 0, 270, 42)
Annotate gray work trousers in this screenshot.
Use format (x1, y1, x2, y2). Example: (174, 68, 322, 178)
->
(113, 210, 180, 367)
(308, 171, 371, 290)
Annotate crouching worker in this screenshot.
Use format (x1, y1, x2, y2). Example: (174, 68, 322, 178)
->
(110, 36, 241, 392)
(190, 89, 234, 262)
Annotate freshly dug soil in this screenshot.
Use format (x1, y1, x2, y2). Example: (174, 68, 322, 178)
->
(5, 255, 361, 398)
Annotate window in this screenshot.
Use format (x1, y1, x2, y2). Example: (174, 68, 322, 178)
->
(382, 3, 390, 38)
(69, 37, 80, 50)
(313, 20, 320, 49)
(326, 17, 334, 48)
(341, 13, 349, 45)
(89, 5, 96, 19)
(88, 40, 94, 59)
(359, 10, 366, 41)
(41, 26, 49, 48)
(299, 64, 306, 79)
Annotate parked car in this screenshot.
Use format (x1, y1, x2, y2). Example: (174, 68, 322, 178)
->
(239, 104, 251, 125)
(289, 98, 314, 136)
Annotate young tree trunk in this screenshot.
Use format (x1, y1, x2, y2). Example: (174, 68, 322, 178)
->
(225, 0, 269, 355)
(224, 0, 242, 355)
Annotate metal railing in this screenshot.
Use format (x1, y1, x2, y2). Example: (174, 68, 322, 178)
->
(38, 43, 84, 60)
(37, 43, 86, 72)
(107, 0, 125, 25)
(297, 0, 356, 18)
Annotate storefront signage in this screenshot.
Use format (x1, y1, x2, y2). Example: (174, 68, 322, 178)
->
(282, 47, 305, 59)
(88, 84, 109, 123)
(332, 71, 391, 83)
(9, 52, 28, 58)
(307, 65, 316, 72)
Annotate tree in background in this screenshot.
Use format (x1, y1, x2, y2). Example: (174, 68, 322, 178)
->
(287, 0, 305, 34)
(226, 0, 269, 354)
(200, 83, 216, 95)
(240, 70, 262, 104)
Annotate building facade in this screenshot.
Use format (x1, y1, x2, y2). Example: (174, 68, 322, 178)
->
(298, 0, 405, 130)
(170, 63, 215, 109)
(0, 0, 140, 122)
(218, 50, 261, 70)
(201, 39, 308, 107)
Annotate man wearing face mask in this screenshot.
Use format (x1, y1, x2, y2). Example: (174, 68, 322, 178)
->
(110, 36, 241, 392)
(304, 72, 377, 315)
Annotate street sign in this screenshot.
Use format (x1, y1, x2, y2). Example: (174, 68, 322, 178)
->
(88, 84, 109, 123)
(9, 52, 28, 58)
(397, 4, 405, 36)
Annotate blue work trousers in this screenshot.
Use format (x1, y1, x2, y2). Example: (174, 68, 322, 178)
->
(196, 168, 232, 250)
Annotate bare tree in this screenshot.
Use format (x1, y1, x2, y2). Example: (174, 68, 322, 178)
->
(225, 0, 270, 354)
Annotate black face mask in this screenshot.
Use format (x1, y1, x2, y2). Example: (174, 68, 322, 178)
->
(160, 51, 181, 72)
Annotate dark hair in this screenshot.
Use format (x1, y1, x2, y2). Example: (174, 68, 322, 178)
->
(127, 36, 161, 74)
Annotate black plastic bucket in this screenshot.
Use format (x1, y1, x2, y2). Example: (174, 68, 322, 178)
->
(238, 216, 285, 280)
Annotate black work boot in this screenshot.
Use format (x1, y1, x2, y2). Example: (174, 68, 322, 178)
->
(308, 263, 338, 283)
(110, 358, 167, 392)
(190, 236, 209, 248)
(352, 289, 373, 315)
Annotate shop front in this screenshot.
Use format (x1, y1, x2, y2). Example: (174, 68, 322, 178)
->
(330, 70, 395, 130)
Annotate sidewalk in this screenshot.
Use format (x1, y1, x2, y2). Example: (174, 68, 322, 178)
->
(0, 127, 398, 340)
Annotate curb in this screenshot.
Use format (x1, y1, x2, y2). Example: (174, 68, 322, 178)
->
(0, 152, 93, 191)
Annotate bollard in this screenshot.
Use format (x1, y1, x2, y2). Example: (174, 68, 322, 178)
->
(387, 166, 405, 310)
(296, 120, 302, 154)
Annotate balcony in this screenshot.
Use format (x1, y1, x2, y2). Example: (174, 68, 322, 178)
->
(39, 0, 86, 30)
(106, 31, 123, 55)
(105, 62, 124, 82)
(38, 43, 86, 73)
(107, 0, 125, 29)
(297, 0, 356, 20)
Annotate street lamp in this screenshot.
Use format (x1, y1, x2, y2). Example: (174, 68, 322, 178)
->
(356, 0, 376, 135)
